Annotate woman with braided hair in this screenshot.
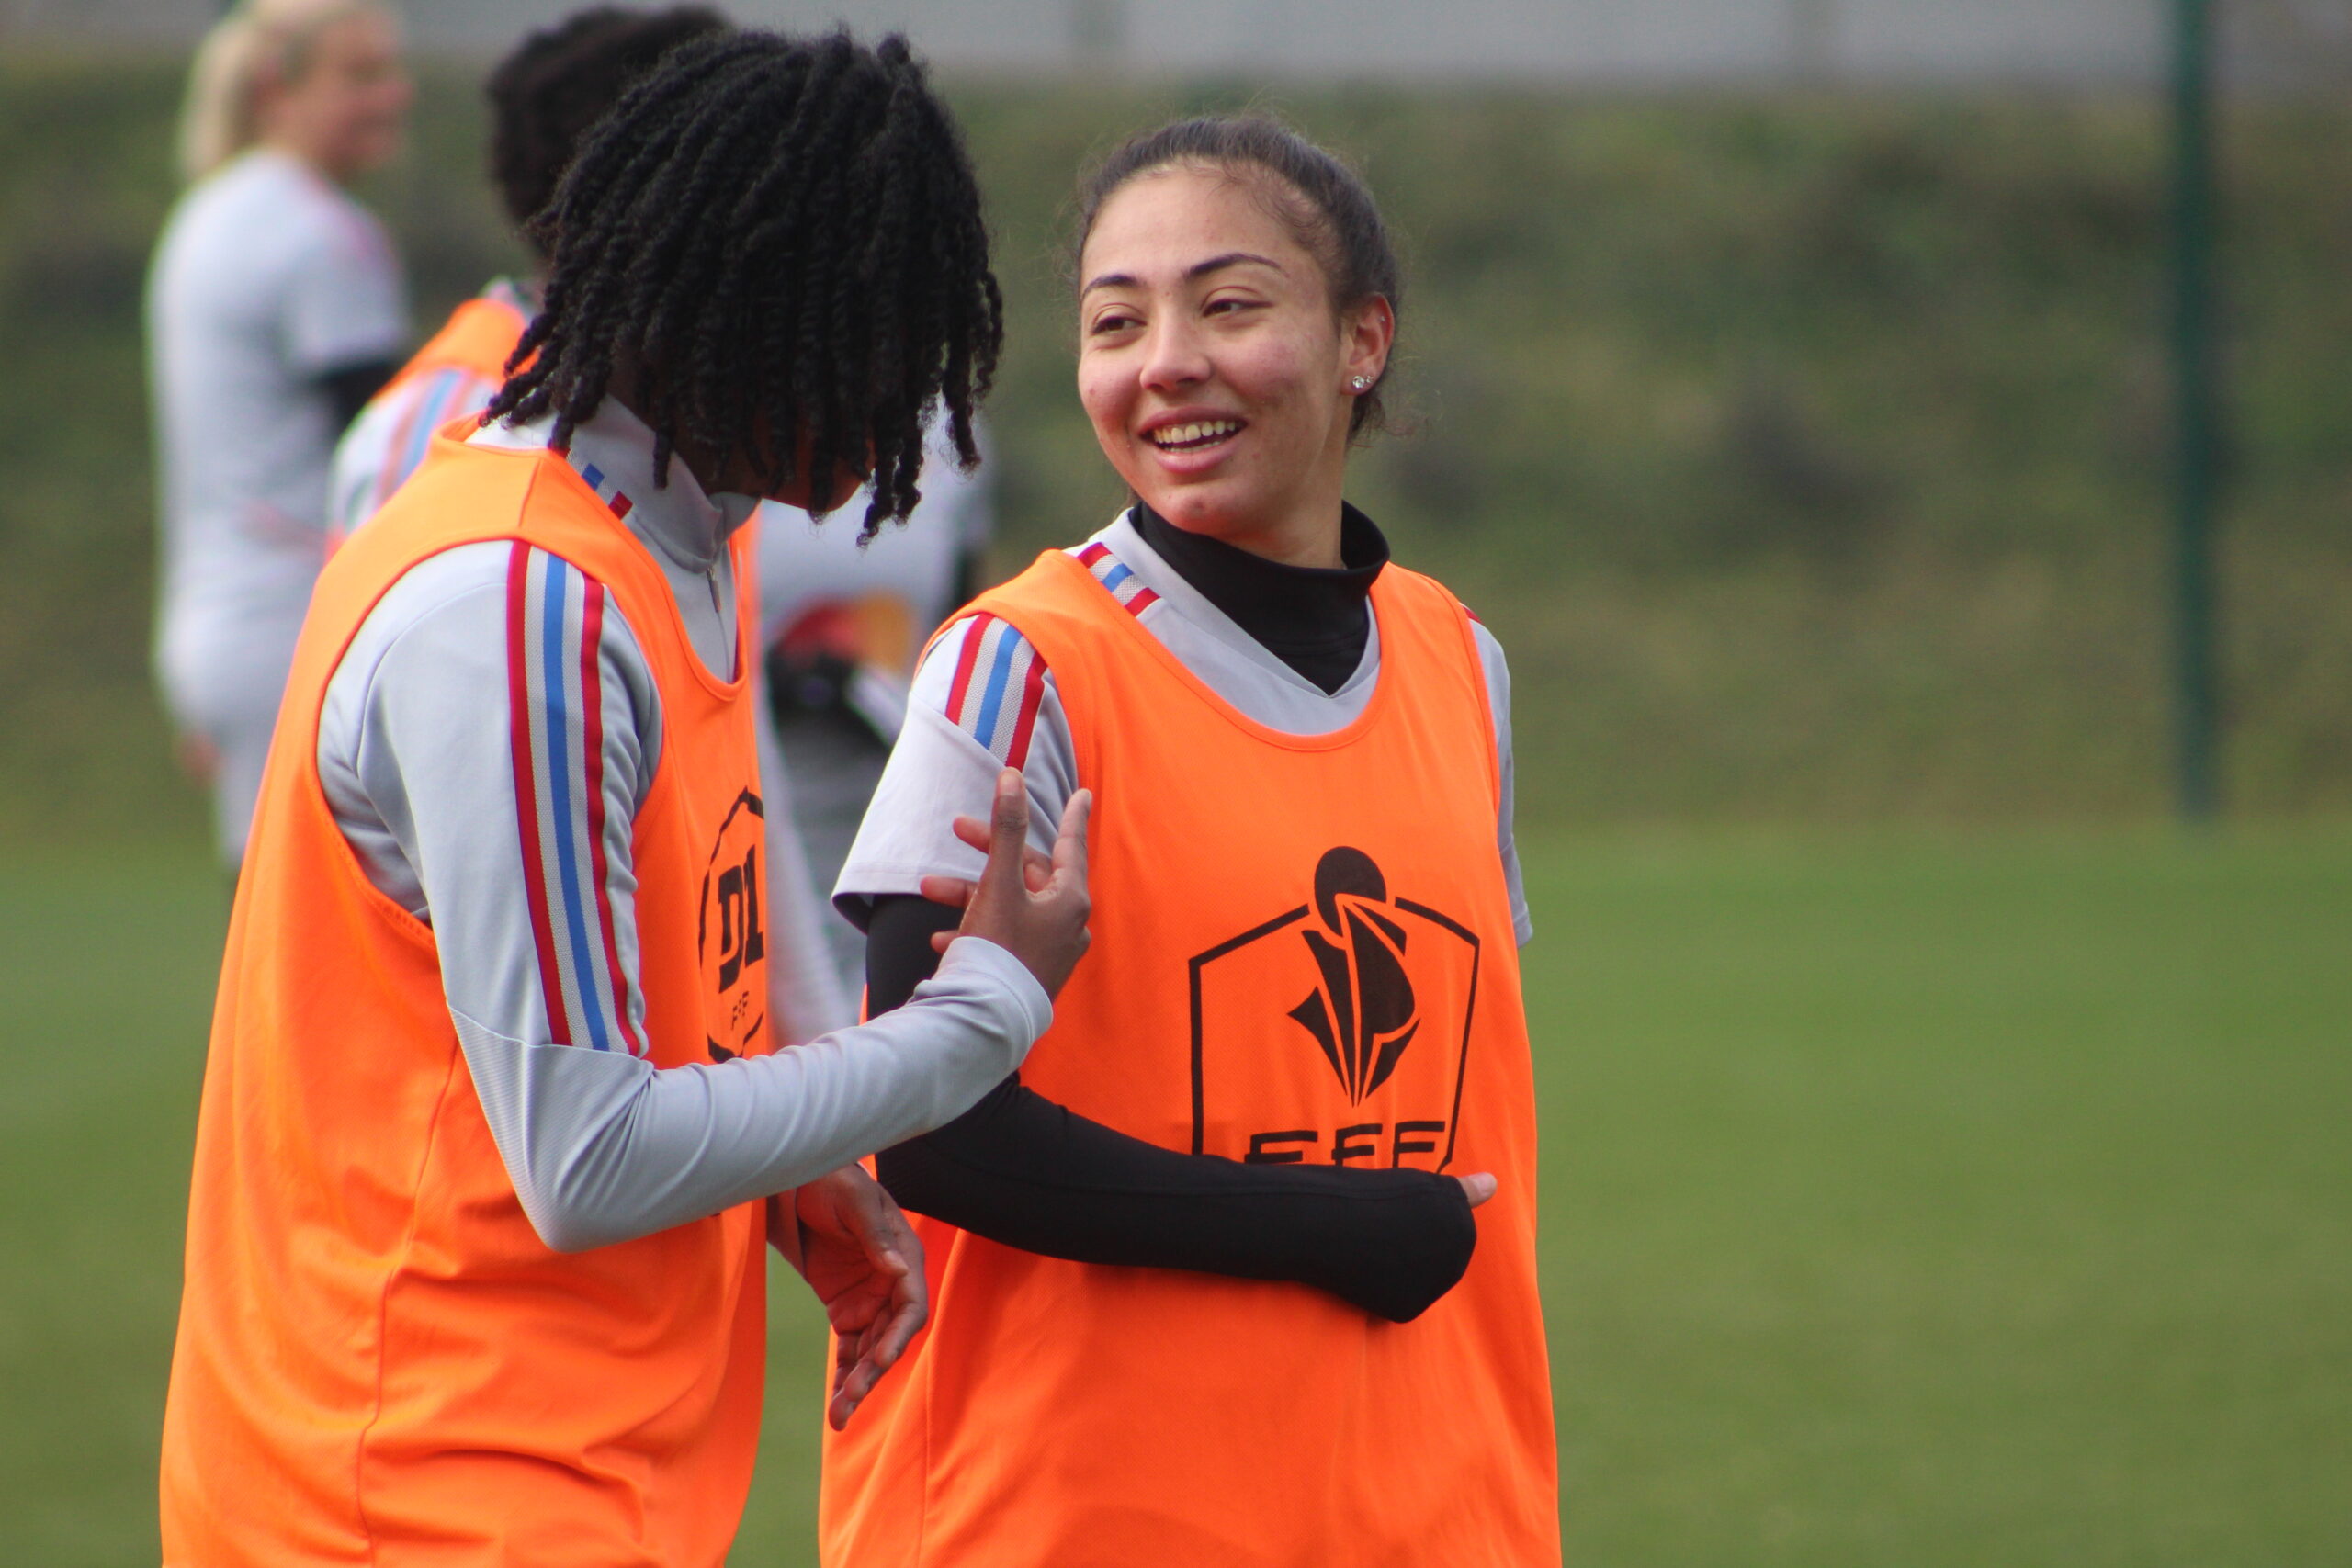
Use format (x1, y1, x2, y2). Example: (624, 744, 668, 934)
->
(160, 32, 1089, 1566)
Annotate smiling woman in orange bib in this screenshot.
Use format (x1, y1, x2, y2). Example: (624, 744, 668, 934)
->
(823, 118, 1559, 1567)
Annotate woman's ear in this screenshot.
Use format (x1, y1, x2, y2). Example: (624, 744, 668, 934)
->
(1342, 294, 1396, 390)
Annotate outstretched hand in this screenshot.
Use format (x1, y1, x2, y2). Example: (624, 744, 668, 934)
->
(917, 769, 1093, 999)
(789, 1167, 928, 1431)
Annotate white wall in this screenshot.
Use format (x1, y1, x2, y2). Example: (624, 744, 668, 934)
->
(388, 0, 2172, 82)
(6, 0, 2345, 87)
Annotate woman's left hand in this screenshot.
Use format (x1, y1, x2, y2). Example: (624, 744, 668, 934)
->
(788, 1166, 929, 1429)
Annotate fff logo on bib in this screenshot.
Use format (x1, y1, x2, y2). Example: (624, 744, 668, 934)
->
(1189, 847, 1480, 1169)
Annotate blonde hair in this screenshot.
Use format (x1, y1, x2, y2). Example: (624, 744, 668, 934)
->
(176, 0, 391, 184)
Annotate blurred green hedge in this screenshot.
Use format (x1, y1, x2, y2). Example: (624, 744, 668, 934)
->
(2, 57, 2346, 840)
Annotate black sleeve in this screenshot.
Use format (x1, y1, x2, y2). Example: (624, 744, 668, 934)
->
(319, 356, 399, 431)
(867, 894, 1476, 1323)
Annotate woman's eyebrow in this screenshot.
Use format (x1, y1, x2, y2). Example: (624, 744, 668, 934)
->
(1184, 250, 1283, 282)
(1080, 251, 1285, 297)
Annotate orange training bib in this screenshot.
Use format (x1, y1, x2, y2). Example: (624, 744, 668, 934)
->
(162, 423, 774, 1567)
(820, 548, 1559, 1568)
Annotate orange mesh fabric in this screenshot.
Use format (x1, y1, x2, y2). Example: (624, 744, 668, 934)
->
(162, 423, 776, 1567)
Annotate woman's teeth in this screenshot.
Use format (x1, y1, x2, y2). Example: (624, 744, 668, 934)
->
(1148, 420, 1242, 451)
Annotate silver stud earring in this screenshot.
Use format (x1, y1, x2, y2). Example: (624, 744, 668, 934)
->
(1351, 376, 1371, 392)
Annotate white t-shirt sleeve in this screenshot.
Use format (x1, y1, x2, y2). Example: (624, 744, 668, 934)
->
(281, 206, 406, 378)
(834, 613, 1074, 929)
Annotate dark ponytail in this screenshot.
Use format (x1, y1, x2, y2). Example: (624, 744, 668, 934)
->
(1073, 115, 1402, 438)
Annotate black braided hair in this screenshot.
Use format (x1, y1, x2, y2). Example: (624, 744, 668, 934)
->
(484, 29, 1003, 533)
(486, 6, 731, 248)
(1074, 115, 1402, 439)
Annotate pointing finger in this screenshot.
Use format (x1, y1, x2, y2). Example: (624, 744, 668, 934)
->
(1050, 788, 1092, 892)
(979, 768, 1030, 893)
(954, 813, 1054, 893)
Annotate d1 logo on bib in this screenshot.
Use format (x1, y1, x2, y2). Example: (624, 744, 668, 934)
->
(1189, 847, 1480, 1170)
(697, 789, 769, 1061)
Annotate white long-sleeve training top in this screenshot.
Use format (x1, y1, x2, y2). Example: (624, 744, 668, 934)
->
(313, 399, 1049, 1252)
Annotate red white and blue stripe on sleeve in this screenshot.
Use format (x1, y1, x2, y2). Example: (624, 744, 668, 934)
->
(503, 541, 649, 1055)
(939, 613, 1049, 770)
(933, 541, 1160, 767)
(1074, 539, 1161, 616)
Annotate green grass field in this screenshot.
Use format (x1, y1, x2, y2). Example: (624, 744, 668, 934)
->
(4, 830, 2346, 1565)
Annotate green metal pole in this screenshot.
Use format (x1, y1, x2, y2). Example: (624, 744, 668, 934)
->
(2168, 0, 2222, 820)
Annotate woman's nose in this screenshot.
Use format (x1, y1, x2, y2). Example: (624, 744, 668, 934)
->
(1138, 317, 1211, 394)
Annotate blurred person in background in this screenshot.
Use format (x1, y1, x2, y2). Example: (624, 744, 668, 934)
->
(157, 31, 1081, 1565)
(147, 0, 412, 869)
(820, 116, 1553, 1564)
(327, 5, 724, 542)
(760, 438, 994, 1000)
(328, 4, 855, 1045)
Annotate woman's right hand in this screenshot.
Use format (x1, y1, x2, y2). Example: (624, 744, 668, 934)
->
(918, 768, 1093, 1000)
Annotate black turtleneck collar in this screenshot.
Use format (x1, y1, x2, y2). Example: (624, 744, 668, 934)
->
(1130, 502, 1388, 695)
